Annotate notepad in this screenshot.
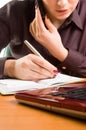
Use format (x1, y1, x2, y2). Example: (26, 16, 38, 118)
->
(0, 73, 86, 95)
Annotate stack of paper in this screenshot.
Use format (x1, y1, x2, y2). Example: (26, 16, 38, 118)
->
(0, 73, 85, 95)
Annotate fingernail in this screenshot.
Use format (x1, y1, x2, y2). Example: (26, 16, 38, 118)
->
(53, 70, 58, 74)
(35, 4, 38, 9)
(46, 14, 49, 19)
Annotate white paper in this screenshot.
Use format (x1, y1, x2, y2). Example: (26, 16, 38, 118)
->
(0, 73, 84, 95)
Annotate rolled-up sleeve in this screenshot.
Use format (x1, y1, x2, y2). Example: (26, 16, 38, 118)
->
(60, 49, 86, 77)
(0, 57, 7, 78)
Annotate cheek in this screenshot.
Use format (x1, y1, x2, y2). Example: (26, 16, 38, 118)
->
(70, 0, 79, 10)
(69, 2, 78, 13)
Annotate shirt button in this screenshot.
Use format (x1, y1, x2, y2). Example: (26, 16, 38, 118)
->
(62, 66, 66, 70)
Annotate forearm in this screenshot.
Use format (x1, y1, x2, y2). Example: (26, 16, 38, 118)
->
(3, 54, 58, 80)
(59, 49, 86, 77)
(4, 59, 15, 78)
(0, 57, 14, 79)
(44, 42, 68, 62)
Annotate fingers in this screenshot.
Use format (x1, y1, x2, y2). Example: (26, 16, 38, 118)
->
(29, 19, 36, 38)
(36, 7, 45, 30)
(27, 54, 58, 75)
(24, 57, 54, 78)
(36, 7, 56, 32)
(14, 54, 58, 81)
(29, 7, 46, 36)
(29, 7, 57, 42)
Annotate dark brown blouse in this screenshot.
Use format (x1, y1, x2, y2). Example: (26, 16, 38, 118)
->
(0, 0, 86, 78)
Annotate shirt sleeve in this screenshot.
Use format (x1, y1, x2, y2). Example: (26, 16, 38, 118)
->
(0, 0, 34, 79)
(59, 49, 86, 77)
(0, 4, 12, 78)
(0, 57, 7, 78)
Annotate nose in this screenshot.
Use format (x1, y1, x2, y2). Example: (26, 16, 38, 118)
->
(57, 0, 68, 7)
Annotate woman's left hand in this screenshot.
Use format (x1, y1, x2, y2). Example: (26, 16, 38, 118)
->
(29, 7, 68, 62)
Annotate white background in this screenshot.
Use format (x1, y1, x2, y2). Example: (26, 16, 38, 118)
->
(0, 0, 24, 8)
(0, 0, 12, 8)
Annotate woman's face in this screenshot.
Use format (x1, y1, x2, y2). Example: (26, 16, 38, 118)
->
(42, 0, 79, 21)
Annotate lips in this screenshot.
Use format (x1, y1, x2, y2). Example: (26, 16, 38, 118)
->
(56, 9, 68, 14)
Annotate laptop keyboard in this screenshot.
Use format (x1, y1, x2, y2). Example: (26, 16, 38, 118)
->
(51, 87, 86, 101)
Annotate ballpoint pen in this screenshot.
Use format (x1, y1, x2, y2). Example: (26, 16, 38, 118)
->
(24, 40, 44, 58)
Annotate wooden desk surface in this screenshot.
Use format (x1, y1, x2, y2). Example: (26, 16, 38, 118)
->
(0, 95, 86, 130)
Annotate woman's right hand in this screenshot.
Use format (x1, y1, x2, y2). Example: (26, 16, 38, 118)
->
(4, 54, 58, 81)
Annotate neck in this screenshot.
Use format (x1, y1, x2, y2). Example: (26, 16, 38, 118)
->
(48, 15, 65, 29)
(52, 20, 65, 28)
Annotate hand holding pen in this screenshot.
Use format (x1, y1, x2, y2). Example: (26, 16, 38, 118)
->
(24, 40, 58, 78)
(4, 40, 58, 81)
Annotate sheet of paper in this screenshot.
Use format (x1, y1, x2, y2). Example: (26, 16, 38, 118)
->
(0, 79, 44, 95)
(0, 73, 85, 95)
(38, 73, 84, 86)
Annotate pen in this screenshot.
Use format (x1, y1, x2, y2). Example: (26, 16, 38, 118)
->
(24, 40, 43, 58)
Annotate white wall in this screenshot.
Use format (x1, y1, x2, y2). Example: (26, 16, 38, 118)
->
(0, 0, 12, 8)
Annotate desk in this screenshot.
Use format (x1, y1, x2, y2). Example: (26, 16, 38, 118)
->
(0, 95, 86, 130)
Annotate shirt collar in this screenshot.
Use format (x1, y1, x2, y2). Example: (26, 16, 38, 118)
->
(60, 5, 83, 30)
(70, 9, 83, 30)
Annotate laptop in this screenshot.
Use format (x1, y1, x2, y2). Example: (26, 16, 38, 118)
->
(15, 82, 86, 119)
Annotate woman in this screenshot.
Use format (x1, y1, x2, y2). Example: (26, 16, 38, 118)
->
(0, 0, 86, 80)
